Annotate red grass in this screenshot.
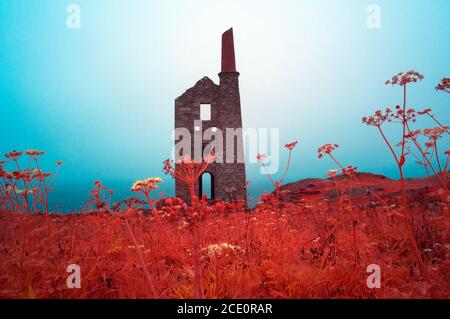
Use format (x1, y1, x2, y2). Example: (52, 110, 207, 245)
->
(0, 195, 449, 298)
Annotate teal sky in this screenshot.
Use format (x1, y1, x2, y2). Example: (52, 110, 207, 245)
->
(1, 0, 449, 211)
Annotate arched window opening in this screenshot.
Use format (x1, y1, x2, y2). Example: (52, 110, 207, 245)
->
(199, 172, 214, 200)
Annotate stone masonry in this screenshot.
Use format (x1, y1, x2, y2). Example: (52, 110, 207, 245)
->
(174, 28, 247, 204)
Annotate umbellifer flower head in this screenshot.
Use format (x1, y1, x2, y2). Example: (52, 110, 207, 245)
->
(423, 126, 448, 141)
(317, 144, 339, 159)
(435, 77, 450, 94)
(5, 150, 22, 161)
(284, 140, 298, 151)
(256, 153, 266, 162)
(327, 169, 338, 178)
(25, 149, 45, 160)
(131, 177, 163, 194)
(342, 165, 357, 176)
(385, 70, 424, 87)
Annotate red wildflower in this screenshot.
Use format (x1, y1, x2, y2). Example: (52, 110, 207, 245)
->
(284, 140, 298, 151)
(362, 108, 392, 127)
(163, 152, 214, 202)
(423, 126, 448, 141)
(391, 107, 417, 123)
(385, 70, 424, 87)
(20, 169, 35, 182)
(5, 150, 22, 161)
(33, 171, 51, 179)
(25, 149, 45, 160)
(342, 165, 357, 176)
(256, 153, 266, 162)
(327, 169, 338, 178)
(131, 177, 163, 194)
(435, 77, 450, 94)
(12, 171, 23, 179)
(418, 108, 432, 115)
(317, 144, 339, 158)
(404, 129, 421, 140)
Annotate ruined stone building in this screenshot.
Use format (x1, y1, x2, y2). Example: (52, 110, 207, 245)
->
(175, 28, 247, 203)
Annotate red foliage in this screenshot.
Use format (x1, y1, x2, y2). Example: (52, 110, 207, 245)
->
(1, 192, 449, 298)
(0, 150, 61, 213)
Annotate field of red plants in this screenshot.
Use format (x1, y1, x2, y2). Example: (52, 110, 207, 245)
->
(0, 72, 449, 299)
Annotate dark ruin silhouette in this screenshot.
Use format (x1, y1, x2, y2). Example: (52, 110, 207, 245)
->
(174, 28, 247, 203)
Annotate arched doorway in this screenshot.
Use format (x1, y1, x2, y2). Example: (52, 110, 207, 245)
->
(199, 172, 214, 200)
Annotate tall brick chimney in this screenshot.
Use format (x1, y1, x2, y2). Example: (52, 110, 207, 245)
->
(217, 28, 246, 202)
(221, 28, 237, 73)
